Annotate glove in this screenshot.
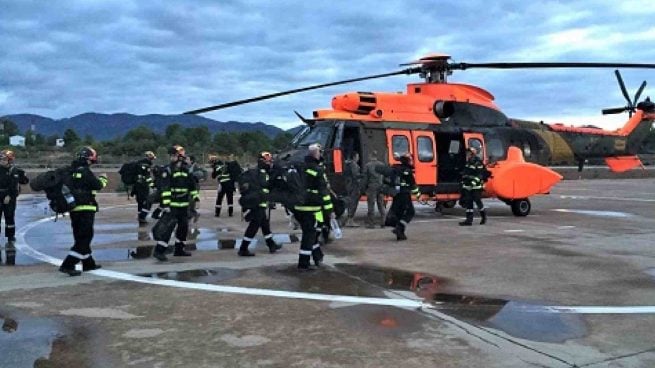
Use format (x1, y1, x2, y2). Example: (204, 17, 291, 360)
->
(152, 206, 169, 219)
(3, 196, 10, 205)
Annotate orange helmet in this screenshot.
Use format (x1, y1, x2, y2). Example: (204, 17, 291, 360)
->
(259, 151, 273, 164)
(78, 146, 98, 163)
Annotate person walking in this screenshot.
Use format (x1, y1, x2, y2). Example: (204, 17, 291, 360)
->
(133, 151, 156, 225)
(0, 150, 29, 263)
(58, 147, 108, 276)
(459, 147, 488, 226)
(213, 154, 241, 217)
(344, 151, 362, 227)
(383, 153, 418, 241)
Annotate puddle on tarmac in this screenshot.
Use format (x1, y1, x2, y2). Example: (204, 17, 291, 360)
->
(140, 268, 242, 283)
(552, 209, 633, 218)
(0, 310, 105, 367)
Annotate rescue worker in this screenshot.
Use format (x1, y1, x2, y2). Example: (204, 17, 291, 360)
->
(294, 143, 325, 270)
(58, 147, 109, 276)
(237, 152, 282, 256)
(344, 151, 362, 227)
(363, 150, 386, 229)
(386, 153, 418, 241)
(152, 145, 199, 261)
(459, 147, 488, 226)
(0, 150, 29, 263)
(133, 151, 156, 225)
(186, 155, 203, 224)
(318, 156, 334, 244)
(213, 154, 241, 217)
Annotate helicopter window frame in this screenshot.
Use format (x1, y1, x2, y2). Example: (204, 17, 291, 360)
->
(391, 135, 410, 160)
(467, 138, 484, 159)
(416, 136, 434, 162)
(294, 124, 334, 148)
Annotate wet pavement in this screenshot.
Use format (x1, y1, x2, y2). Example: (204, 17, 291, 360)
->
(1, 179, 655, 367)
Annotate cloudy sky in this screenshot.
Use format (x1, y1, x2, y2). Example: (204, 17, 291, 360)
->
(2, 0, 655, 130)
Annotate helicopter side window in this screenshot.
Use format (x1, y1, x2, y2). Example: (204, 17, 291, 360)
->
(467, 138, 483, 159)
(392, 135, 410, 159)
(417, 136, 434, 162)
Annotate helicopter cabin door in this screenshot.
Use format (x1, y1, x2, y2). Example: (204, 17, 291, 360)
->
(410, 131, 437, 186)
(463, 132, 486, 163)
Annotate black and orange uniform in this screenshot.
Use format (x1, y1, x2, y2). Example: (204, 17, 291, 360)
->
(459, 154, 487, 226)
(152, 161, 199, 260)
(389, 157, 418, 241)
(59, 156, 108, 273)
(294, 154, 326, 269)
(133, 157, 155, 224)
(0, 163, 28, 247)
(213, 159, 238, 217)
(238, 159, 281, 256)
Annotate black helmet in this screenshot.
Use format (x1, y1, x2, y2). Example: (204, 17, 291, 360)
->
(78, 146, 98, 163)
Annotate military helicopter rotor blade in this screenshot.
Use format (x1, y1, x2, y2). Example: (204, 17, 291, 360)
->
(614, 70, 633, 109)
(601, 107, 629, 115)
(633, 80, 647, 106)
(450, 62, 655, 71)
(183, 68, 421, 114)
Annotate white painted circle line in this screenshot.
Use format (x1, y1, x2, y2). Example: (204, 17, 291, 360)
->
(15, 210, 655, 314)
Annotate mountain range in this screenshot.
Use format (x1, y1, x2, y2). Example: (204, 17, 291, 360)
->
(1, 113, 290, 141)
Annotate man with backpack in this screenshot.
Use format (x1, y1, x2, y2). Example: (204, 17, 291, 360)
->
(131, 151, 156, 225)
(0, 150, 29, 263)
(151, 145, 199, 261)
(237, 152, 282, 256)
(294, 143, 326, 271)
(58, 147, 108, 276)
(212, 154, 241, 217)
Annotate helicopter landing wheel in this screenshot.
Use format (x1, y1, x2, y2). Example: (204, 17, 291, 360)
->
(442, 200, 456, 209)
(510, 198, 531, 217)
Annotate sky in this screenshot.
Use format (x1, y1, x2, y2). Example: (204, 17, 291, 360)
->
(2, 0, 655, 130)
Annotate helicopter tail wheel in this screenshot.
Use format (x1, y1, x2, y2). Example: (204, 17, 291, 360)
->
(510, 198, 531, 217)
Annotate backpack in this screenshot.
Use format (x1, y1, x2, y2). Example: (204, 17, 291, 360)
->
(119, 161, 140, 185)
(238, 168, 263, 209)
(30, 167, 76, 214)
(270, 164, 307, 208)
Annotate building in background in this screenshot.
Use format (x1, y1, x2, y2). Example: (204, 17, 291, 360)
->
(9, 135, 25, 147)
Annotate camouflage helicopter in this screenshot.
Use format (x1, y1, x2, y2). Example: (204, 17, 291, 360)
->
(184, 54, 655, 216)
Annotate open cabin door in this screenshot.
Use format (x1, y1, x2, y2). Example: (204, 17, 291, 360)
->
(463, 132, 486, 163)
(385, 129, 437, 186)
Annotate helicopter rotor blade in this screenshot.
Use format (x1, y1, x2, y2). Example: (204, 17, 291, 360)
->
(450, 62, 655, 71)
(633, 80, 647, 106)
(183, 68, 420, 114)
(601, 107, 628, 115)
(614, 70, 633, 108)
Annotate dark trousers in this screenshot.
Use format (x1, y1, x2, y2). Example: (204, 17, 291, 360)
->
(461, 189, 484, 211)
(365, 187, 386, 226)
(216, 184, 235, 216)
(153, 207, 189, 245)
(242, 207, 272, 245)
(134, 185, 151, 221)
(295, 210, 323, 268)
(390, 192, 415, 229)
(60, 211, 98, 270)
(346, 182, 360, 218)
(0, 196, 16, 240)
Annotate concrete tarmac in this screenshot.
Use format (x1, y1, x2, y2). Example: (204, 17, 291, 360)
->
(1, 178, 655, 367)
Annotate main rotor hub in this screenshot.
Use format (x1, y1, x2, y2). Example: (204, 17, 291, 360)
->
(402, 53, 453, 83)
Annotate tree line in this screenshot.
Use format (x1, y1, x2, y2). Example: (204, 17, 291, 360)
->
(0, 118, 294, 165)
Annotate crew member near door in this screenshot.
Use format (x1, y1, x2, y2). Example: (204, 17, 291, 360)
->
(294, 143, 326, 270)
(237, 152, 281, 256)
(152, 145, 199, 261)
(459, 147, 488, 226)
(388, 153, 419, 240)
(58, 147, 108, 276)
(212, 154, 241, 217)
(134, 151, 156, 225)
(0, 150, 29, 260)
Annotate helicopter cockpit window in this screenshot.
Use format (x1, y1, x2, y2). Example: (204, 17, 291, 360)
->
(392, 135, 410, 159)
(290, 126, 311, 147)
(417, 136, 434, 162)
(295, 125, 332, 147)
(522, 142, 532, 158)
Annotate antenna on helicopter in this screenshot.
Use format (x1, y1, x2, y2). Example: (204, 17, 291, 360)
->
(602, 70, 647, 117)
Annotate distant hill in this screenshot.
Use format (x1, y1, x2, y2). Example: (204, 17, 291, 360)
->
(2, 113, 286, 141)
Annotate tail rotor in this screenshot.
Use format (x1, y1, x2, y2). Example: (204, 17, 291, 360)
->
(602, 70, 647, 117)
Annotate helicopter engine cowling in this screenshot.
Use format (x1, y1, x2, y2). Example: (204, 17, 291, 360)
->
(484, 146, 562, 200)
(331, 92, 377, 114)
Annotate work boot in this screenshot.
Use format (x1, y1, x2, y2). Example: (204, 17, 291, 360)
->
(312, 246, 324, 267)
(298, 254, 313, 271)
(173, 242, 192, 257)
(395, 224, 407, 241)
(215, 208, 221, 217)
(153, 244, 168, 261)
(266, 238, 282, 254)
(238, 240, 255, 257)
(82, 257, 102, 271)
(480, 210, 487, 225)
(345, 218, 360, 228)
(58, 266, 81, 276)
(228, 207, 234, 217)
(459, 212, 473, 226)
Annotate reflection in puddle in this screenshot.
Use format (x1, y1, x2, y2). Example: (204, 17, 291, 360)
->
(141, 268, 241, 283)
